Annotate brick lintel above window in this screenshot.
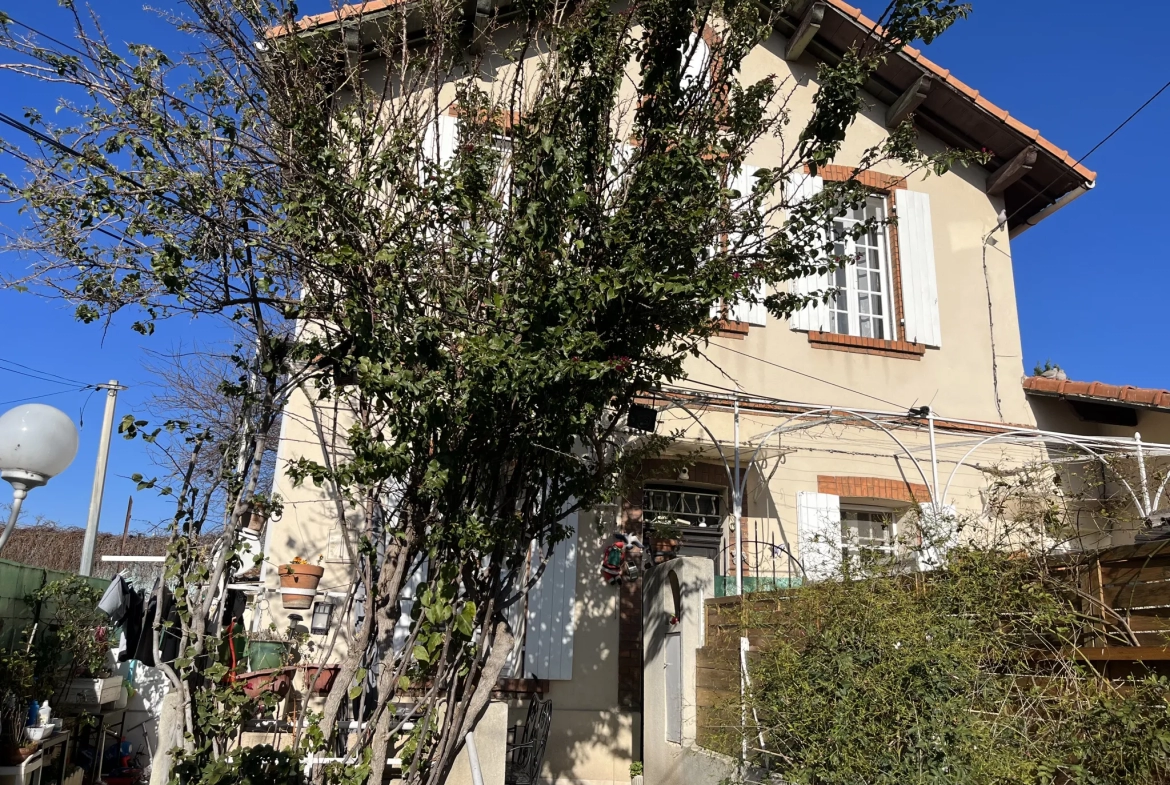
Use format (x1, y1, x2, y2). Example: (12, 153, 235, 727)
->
(807, 330, 926, 360)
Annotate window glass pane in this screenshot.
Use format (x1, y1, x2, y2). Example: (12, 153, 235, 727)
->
(841, 507, 900, 567)
(826, 193, 889, 339)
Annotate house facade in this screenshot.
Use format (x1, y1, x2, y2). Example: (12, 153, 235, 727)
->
(251, 3, 1163, 785)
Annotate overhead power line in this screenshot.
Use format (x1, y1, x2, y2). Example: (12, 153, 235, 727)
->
(0, 387, 90, 407)
(707, 343, 911, 410)
(0, 356, 90, 387)
(1003, 75, 1170, 231)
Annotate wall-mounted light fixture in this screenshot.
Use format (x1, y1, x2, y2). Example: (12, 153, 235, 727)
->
(311, 601, 335, 635)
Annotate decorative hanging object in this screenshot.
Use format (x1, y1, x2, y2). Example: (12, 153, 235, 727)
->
(601, 533, 628, 584)
(601, 534, 645, 584)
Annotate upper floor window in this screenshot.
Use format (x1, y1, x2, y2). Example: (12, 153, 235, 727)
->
(828, 195, 893, 340)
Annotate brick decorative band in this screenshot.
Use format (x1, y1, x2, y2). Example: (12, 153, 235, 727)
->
(807, 330, 926, 359)
(818, 474, 931, 503)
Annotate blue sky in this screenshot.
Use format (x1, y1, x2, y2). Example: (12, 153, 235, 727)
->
(0, 0, 1166, 533)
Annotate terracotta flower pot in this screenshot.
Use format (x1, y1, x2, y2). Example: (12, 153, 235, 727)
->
(0, 737, 23, 766)
(279, 563, 323, 609)
(247, 510, 267, 532)
(241, 668, 294, 700)
(302, 665, 341, 695)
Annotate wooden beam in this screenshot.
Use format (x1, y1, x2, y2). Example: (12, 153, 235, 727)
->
(1073, 647, 1170, 662)
(986, 145, 1039, 195)
(784, 2, 825, 61)
(885, 74, 933, 128)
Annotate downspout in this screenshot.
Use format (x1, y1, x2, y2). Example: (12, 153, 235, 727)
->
(980, 228, 1005, 422)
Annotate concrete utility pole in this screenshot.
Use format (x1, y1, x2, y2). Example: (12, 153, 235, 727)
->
(80, 380, 124, 577)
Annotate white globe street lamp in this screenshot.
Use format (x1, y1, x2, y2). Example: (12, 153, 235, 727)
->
(0, 403, 80, 553)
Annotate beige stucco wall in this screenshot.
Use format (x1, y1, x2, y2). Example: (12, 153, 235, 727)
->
(683, 30, 1032, 427)
(259, 14, 1067, 785)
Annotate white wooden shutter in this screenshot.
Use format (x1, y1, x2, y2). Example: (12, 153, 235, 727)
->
(524, 511, 579, 680)
(500, 562, 526, 679)
(728, 165, 768, 326)
(797, 491, 841, 582)
(894, 189, 941, 348)
(680, 32, 711, 91)
(422, 113, 458, 170)
(916, 502, 957, 571)
(785, 173, 827, 332)
(392, 555, 428, 654)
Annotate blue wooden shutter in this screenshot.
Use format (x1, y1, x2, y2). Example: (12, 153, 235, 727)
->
(524, 511, 579, 680)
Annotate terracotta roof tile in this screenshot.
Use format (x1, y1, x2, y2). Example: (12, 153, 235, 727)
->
(1023, 376, 1170, 412)
(822, 0, 1095, 183)
(268, 0, 407, 37)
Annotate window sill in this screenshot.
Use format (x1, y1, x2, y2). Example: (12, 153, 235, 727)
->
(807, 331, 926, 360)
(714, 320, 750, 340)
(492, 678, 549, 696)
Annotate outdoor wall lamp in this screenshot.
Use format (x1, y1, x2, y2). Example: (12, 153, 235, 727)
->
(0, 404, 79, 554)
(311, 601, 335, 635)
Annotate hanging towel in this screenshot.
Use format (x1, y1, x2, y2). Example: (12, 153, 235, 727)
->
(98, 574, 131, 623)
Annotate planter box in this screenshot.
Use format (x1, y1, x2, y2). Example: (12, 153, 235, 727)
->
(239, 668, 294, 700)
(61, 675, 124, 707)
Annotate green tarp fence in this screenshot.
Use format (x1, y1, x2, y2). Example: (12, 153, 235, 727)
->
(0, 557, 109, 650)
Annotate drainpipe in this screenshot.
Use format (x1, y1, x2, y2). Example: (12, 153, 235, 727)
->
(465, 731, 484, 785)
(927, 406, 940, 514)
(1008, 182, 1094, 239)
(733, 398, 742, 596)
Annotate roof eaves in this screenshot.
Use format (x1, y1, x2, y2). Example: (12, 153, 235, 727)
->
(268, 0, 408, 38)
(1023, 376, 1170, 413)
(824, 0, 1096, 185)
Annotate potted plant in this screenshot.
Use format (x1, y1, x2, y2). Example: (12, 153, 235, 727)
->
(240, 668, 295, 701)
(278, 556, 323, 609)
(244, 627, 299, 672)
(299, 664, 341, 695)
(247, 493, 283, 533)
(0, 649, 34, 765)
(26, 577, 121, 708)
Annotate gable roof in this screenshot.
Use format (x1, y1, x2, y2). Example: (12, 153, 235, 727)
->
(1024, 376, 1170, 413)
(278, 0, 1094, 234)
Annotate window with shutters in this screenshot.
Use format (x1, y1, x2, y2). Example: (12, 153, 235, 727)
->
(827, 195, 894, 340)
(789, 165, 940, 358)
(840, 506, 898, 564)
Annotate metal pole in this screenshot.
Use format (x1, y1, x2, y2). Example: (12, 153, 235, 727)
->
(80, 380, 122, 577)
(1136, 432, 1151, 515)
(0, 487, 27, 554)
(927, 406, 941, 514)
(120, 495, 133, 555)
(733, 397, 742, 596)
(464, 731, 485, 785)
